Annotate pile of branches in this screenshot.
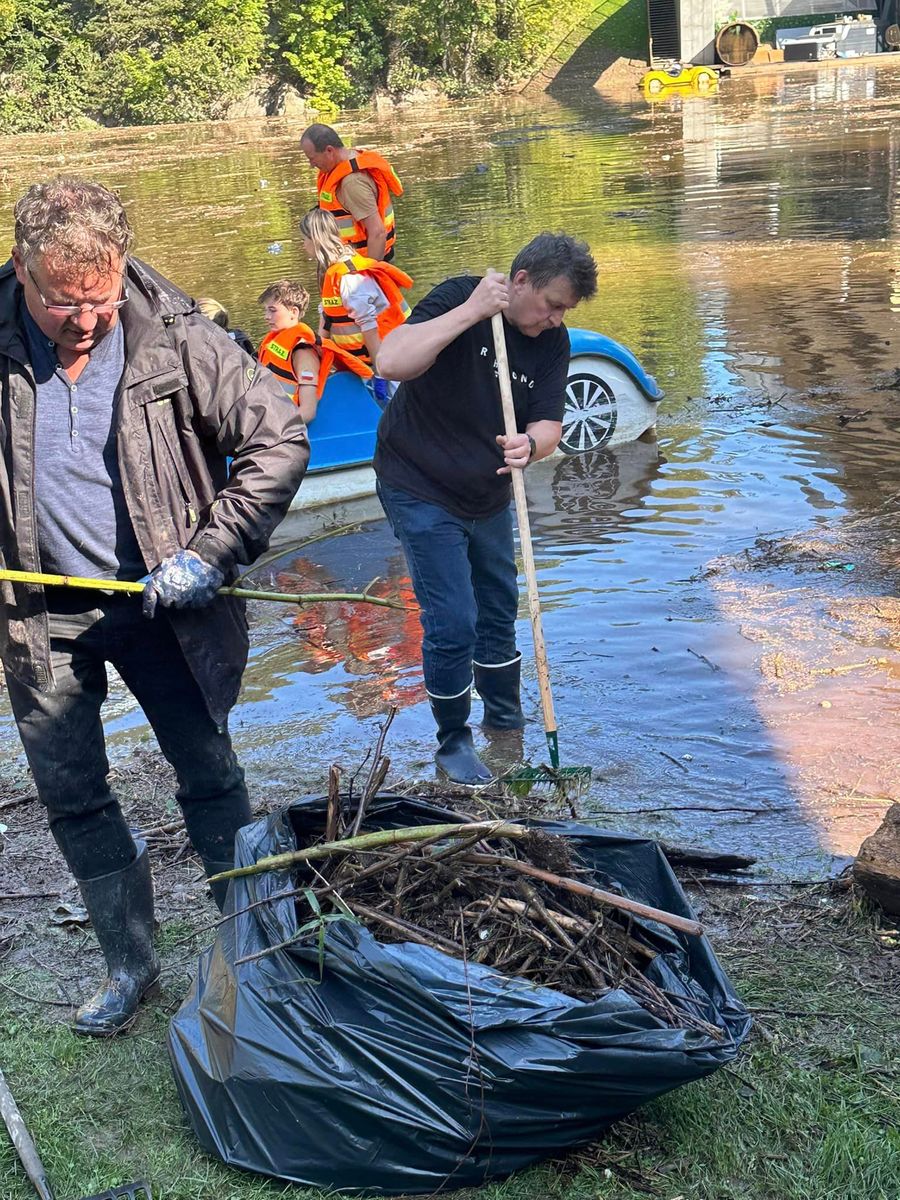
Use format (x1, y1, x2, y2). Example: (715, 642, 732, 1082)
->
(225, 762, 720, 1039)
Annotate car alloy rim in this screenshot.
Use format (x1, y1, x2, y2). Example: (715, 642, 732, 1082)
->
(561, 372, 618, 454)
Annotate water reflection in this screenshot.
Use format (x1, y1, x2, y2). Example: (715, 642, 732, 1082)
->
(529, 440, 665, 548)
(279, 554, 425, 718)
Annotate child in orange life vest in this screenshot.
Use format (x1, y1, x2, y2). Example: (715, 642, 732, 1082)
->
(257, 278, 374, 423)
(299, 207, 412, 403)
(256, 279, 322, 424)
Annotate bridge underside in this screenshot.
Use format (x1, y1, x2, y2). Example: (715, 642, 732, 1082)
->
(652, 0, 877, 65)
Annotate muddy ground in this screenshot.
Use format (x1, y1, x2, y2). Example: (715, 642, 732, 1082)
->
(0, 725, 883, 1024)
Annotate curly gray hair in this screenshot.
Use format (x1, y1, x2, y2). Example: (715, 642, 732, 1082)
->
(14, 177, 134, 273)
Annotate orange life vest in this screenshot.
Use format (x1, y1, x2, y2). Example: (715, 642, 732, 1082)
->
(320, 255, 413, 363)
(317, 150, 402, 261)
(257, 322, 372, 403)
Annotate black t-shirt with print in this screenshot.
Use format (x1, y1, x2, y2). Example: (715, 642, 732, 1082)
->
(374, 275, 570, 519)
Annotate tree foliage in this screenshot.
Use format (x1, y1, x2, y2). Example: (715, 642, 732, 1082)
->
(0, 0, 609, 131)
(0, 0, 99, 133)
(269, 0, 385, 110)
(89, 0, 268, 124)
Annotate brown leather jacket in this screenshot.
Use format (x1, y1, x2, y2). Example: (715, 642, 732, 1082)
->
(0, 257, 310, 724)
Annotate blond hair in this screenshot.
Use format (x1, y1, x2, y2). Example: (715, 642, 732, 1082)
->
(14, 177, 134, 274)
(196, 297, 229, 328)
(299, 208, 352, 283)
(257, 279, 310, 316)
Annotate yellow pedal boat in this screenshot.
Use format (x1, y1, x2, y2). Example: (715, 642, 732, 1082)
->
(641, 62, 718, 97)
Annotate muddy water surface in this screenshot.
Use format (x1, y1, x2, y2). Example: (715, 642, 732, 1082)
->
(3, 63, 900, 874)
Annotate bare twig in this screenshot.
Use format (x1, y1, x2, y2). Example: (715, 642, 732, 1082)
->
(0, 978, 74, 1008)
(136, 818, 184, 839)
(542, 916, 606, 988)
(326, 765, 342, 843)
(518, 882, 606, 990)
(659, 750, 689, 773)
(348, 707, 397, 838)
(460, 852, 703, 937)
(0, 891, 60, 901)
(687, 647, 720, 672)
(0, 794, 38, 814)
(345, 901, 462, 956)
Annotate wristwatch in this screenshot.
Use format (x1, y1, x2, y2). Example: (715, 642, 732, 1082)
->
(526, 434, 537, 462)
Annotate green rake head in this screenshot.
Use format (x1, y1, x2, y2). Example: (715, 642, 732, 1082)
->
(81, 1184, 152, 1200)
(498, 764, 593, 799)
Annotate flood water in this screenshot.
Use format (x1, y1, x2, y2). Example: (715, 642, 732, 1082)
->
(3, 61, 900, 875)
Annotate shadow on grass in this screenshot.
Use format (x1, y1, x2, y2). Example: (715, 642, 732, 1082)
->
(547, 0, 650, 99)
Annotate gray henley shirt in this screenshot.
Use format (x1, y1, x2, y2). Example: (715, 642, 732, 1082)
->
(23, 305, 146, 580)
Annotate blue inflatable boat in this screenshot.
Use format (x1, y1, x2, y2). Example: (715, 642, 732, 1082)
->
(307, 329, 663, 473)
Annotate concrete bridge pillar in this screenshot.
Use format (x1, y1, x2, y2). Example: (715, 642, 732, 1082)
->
(680, 0, 719, 64)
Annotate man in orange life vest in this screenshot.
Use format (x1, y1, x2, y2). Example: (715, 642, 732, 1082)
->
(300, 123, 402, 263)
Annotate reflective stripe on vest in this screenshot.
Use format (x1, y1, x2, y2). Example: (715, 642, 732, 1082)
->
(320, 255, 413, 362)
(317, 151, 402, 262)
(258, 324, 320, 403)
(258, 323, 373, 400)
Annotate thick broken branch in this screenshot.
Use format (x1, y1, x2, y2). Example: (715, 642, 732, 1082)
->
(209, 822, 532, 882)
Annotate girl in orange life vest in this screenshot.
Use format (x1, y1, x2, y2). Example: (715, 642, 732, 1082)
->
(299, 207, 412, 401)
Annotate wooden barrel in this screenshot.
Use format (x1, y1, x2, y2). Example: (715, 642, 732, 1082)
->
(715, 21, 759, 66)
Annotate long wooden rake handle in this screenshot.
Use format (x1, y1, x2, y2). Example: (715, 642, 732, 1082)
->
(491, 311, 560, 767)
(0, 1066, 55, 1199)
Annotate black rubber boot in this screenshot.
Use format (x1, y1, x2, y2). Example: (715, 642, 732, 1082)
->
(429, 689, 493, 785)
(200, 859, 235, 914)
(74, 841, 160, 1037)
(178, 784, 251, 914)
(474, 654, 525, 730)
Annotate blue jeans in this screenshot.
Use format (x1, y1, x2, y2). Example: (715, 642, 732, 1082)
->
(377, 481, 519, 697)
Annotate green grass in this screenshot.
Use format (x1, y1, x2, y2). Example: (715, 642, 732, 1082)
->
(1, 889, 898, 1199)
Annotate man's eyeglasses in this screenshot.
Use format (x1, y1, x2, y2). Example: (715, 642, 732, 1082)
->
(26, 265, 129, 317)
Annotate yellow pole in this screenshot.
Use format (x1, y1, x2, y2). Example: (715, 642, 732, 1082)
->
(0, 568, 408, 611)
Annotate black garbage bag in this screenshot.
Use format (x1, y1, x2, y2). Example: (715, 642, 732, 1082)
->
(168, 795, 751, 1194)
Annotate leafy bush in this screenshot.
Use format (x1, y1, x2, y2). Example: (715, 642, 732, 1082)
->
(91, 0, 267, 124)
(0, 0, 635, 129)
(268, 0, 385, 110)
(0, 0, 100, 132)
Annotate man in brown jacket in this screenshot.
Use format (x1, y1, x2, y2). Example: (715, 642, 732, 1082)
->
(0, 178, 309, 1035)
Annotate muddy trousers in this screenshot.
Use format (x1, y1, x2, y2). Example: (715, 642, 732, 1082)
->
(5, 593, 251, 883)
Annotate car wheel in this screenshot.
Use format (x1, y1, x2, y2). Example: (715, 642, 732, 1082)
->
(560, 360, 619, 454)
(647, 77, 663, 94)
(695, 70, 714, 90)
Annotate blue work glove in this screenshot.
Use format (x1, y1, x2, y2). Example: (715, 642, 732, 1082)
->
(142, 549, 225, 619)
(371, 376, 391, 411)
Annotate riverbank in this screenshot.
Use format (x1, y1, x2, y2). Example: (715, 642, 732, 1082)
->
(0, 0, 648, 135)
(1, 760, 897, 1199)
